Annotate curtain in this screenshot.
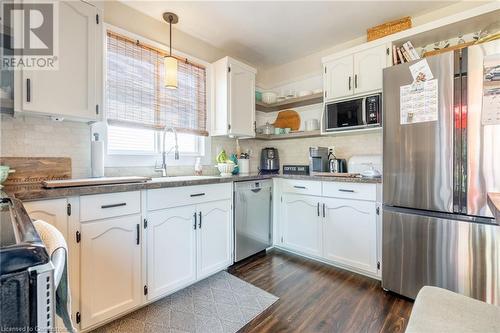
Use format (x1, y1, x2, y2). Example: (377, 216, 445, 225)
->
(106, 31, 207, 136)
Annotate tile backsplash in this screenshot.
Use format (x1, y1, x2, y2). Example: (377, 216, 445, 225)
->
(1, 115, 91, 178)
(0, 115, 237, 178)
(240, 131, 382, 173)
(1, 114, 380, 178)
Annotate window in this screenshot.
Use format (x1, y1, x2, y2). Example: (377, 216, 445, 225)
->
(107, 125, 202, 156)
(104, 28, 209, 163)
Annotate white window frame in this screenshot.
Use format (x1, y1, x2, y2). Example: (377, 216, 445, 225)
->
(97, 24, 213, 168)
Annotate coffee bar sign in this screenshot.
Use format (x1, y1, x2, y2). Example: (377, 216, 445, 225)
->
(1, 0, 59, 70)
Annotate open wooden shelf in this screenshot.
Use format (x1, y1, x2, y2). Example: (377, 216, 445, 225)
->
(256, 93, 323, 112)
(254, 130, 321, 140)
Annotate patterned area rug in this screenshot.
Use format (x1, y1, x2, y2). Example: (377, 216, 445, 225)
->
(91, 271, 278, 333)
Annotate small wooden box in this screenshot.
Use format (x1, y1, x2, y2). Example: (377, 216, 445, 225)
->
(367, 17, 412, 42)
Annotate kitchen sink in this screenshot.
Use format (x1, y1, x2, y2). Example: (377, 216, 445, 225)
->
(148, 175, 219, 183)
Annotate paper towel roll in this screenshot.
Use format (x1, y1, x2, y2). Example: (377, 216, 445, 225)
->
(91, 134, 104, 177)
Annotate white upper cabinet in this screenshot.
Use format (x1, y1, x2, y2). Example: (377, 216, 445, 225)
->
(17, 1, 102, 121)
(353, 44, 389, 95)
(324, 55, 353, 100)
(196, 200, 232, 280)
(324, 43, 389, 100)
(212, 56, 256, 138)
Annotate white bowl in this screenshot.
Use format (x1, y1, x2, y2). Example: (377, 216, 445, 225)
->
(217, 163, 235, 177)
(262, 92, 277, 104)
(313, 88, 323, 94)
(305, 119, 320, 131)
(298, 90, 313, 97)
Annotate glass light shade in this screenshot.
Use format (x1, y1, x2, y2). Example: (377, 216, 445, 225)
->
(164, 56, 178, 89)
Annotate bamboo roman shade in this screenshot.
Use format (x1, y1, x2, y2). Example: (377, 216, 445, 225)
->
(106, 31, 208, 136)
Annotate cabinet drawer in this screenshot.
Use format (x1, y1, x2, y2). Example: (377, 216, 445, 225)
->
(280, 179, 322, 196)
(322, 182, 376, 201)
(80, 191, 141, 221)
(147, 183, 232, 211)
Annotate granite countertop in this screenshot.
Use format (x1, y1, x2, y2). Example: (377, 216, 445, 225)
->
(4, 173, 381, 201)
(487, 193, 500, 221)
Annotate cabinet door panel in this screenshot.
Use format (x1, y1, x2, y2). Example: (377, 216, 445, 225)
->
(228, 61, 255, 137)
(197, 200, 232, 280)
(325, 55, 353, 100)
(322, 198, 377, 274)
(353, 44, 388, 94)
(80, 214, 141, 328)
(147, 206, 196, 300)
(281, 194, 322, 257)
(23, 199, 68, 239)
(21, 1, 99, 120)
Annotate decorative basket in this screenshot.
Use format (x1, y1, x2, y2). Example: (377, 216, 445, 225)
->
(217, 163, 235, 177)
(367, 17, 412, 42)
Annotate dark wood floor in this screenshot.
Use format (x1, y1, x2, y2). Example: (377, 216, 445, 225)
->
(229, 249, 413, 333)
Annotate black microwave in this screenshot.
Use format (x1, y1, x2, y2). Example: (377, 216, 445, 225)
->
(324, 93, 381, 131)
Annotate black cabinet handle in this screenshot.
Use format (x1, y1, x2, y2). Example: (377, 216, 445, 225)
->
(293, 186, 306, 189)
(317, 202, 320, 216)
(193, 212, 197, 229)
(323, 203, 326, 218)
(354, 74, 358, 89)
(190, 193, 205, 197)
(338, 189, 355, 193)
(101, 202, 127, 209)
(136, 224, 140, 245)
(26, 79, 31, 102)
(198, 211, 202, 229)
(348, 76, 352, 90)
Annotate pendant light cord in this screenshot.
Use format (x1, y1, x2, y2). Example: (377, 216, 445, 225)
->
(169, 15, 173, 56)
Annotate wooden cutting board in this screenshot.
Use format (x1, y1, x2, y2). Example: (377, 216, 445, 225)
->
(0, 157, 72, 185)
(273, 110, 300, 131)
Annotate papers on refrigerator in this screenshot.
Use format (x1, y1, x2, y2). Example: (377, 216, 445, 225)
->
(409, 59, 434, 82)
(400, 79, 438, 125)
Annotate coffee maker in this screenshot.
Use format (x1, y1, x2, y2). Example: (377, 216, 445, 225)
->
(309, 147, 330, 174)
(260, 147, 279, 174)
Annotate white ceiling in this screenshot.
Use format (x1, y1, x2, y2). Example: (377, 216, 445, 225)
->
(122, 1, 456, 69)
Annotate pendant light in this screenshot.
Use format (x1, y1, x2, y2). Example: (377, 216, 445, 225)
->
(163, 12, 178, 89)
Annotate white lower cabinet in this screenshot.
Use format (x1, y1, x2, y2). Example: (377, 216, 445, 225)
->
(197, 200, 232, 280)
(147, 198, 232, 301)
(23, 199, 69, 239)
(281, 194, 322, 257)
(277, 180, 380, 278)
(322, 198, 378, 275)
(147, 205, 197, 300)
(80, 214, 142, 329)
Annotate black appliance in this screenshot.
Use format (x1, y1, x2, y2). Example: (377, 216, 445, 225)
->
(324, 93, 381, 131)
(1, 26, 15, 115)
(259, 147, 279, 174)
(0, 192, 54, 331)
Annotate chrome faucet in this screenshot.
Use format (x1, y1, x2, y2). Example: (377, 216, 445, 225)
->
(155, 126, 179, 177)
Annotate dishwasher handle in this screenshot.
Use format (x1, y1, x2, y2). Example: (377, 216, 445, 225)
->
(251, 188, 262, 193)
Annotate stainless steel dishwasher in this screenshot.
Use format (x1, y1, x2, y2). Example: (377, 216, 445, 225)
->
(234, 180, 272, 262)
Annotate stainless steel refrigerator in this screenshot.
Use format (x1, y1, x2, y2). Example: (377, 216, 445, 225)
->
(382, 40, 500, 304)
